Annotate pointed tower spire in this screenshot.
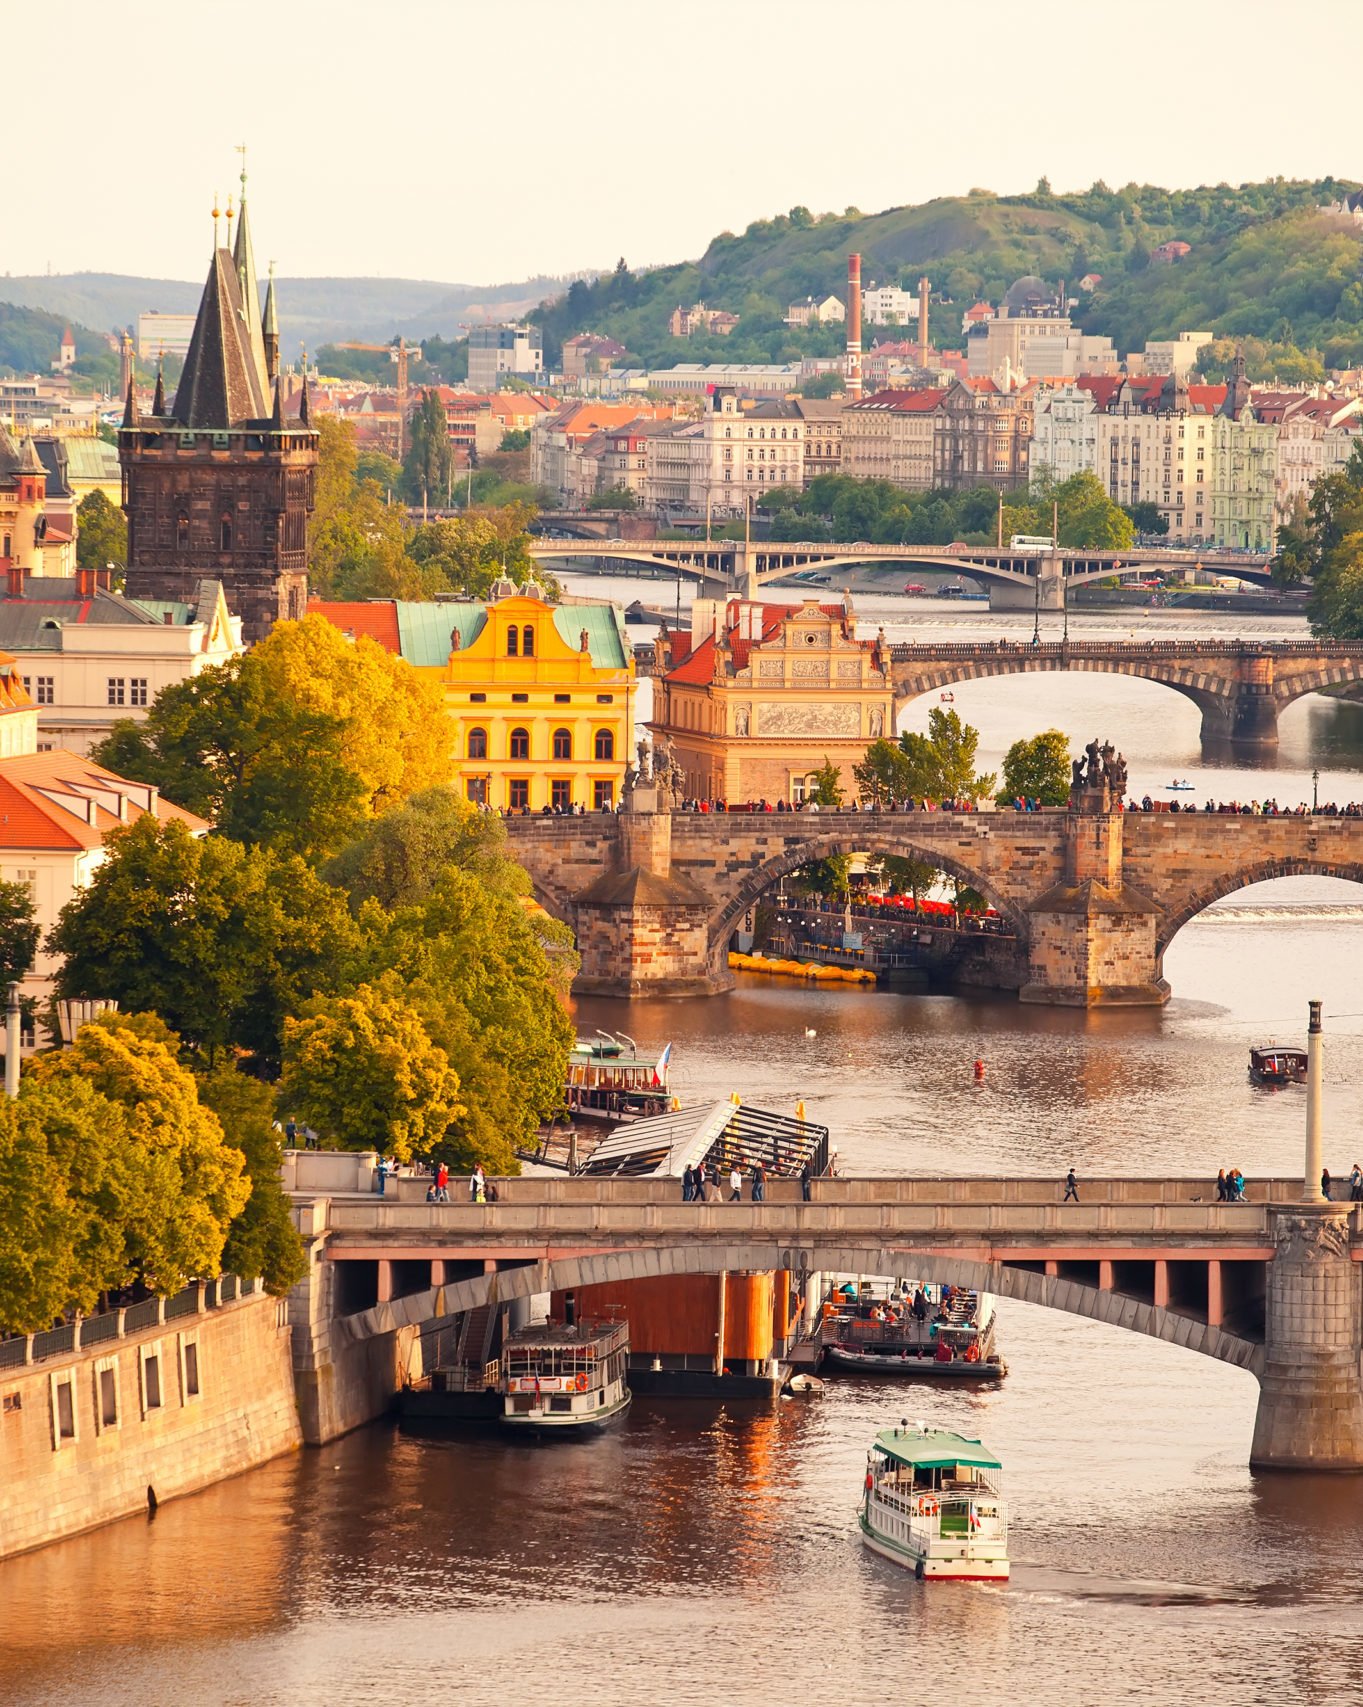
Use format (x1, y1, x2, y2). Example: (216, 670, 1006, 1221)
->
(299, 371, 311, 426)
(231, 147, 270, 401)
(122, 374, 140, 429)
(271, 375, 285, 428)
(152, 362, 166, 416)
(262, 260, 279, 383)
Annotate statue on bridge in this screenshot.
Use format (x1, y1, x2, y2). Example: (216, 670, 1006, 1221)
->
(1070, 737, 1127, 809)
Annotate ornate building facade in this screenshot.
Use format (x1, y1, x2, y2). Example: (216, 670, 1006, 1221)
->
(119, 183, 317, 642)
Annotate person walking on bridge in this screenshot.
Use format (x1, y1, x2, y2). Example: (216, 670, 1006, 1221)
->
(751, 1161, 766, 1203)
(729, 1163, 743, 1202)
(1063, 1167, 1080, 1204)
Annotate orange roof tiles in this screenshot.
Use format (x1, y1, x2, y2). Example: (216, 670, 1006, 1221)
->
(306, 599, 401, 654)
(0, 749, 208, 851)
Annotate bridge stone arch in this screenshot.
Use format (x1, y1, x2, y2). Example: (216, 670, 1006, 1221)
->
(704, 830, 1030, 967)
(1156, 857, 1363, 955)
(335, 1239, 1263, 1377)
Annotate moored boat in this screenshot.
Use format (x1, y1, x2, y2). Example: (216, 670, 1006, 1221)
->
(566, 1033, 673, 1124)
(499, 1316, 631, 1435)
(859, 1424, 1009, 1580)
(818, 1280, 1005, 1379)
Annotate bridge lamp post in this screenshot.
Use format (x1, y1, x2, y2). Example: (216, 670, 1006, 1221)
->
(1303, 999, 1327, 1203)
(1312, 768, 1319, 813)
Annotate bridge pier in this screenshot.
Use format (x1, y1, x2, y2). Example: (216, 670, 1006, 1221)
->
(987, 573, 1065, 613)
(1250, 1206, 1363, 1471)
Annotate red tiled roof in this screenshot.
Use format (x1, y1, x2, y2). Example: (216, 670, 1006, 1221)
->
(0, 750, 208, 851)
(848, 387, 947, 413)
(307, 598, 400, 654)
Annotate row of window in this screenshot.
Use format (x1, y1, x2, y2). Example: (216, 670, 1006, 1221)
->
(505, 625, 536, 657)
(468, 726, 615, 762)
(21, 677, 148, 708)
(467, 777, 615, 811)
(47, 1333, 200, 1449)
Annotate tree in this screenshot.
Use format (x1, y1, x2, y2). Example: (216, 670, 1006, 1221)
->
(92, 616, 454, 861)
(499, 428, 531, 452)
(853, 738, 913, 804)
(323, 787, 528, 910)
(789, 855, 851, 902)
(869, 853, 938, 901)
(404, 388, 454, 509)
(75, 489, 128, 571)
(405, 507, 539, 598)
(197, 1065, 305, 1294)
(0, 877, 39, 988)
(48, 818, 361, 1070)
(998, 729, 1071, 805)
(894, 708, 996, 802)
(25, 1013, 250, 1293)
(0, 1096, 86, 1333)
(1271, 491, 1313, 588)
(1123, 500, 1169, 537)
(808, 756, 844, 806)
(586, 486, 637, 511)
(279, 980, 466, 1162)
(309, 416, 409, 598)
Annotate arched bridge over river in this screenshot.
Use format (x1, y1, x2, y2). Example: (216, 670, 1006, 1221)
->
(503, 801, 1363, 1004)
(888, 639, 1363, 747)
(527, 535, 1272, 608)
(287, 1175, 1363, 1473)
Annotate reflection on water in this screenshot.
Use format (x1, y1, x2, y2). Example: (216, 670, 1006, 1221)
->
(6, 593, 1363, 1704)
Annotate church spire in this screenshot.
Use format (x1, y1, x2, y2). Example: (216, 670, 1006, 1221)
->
(231, 148, 270, 400)
(262, 260, 279, 383)
(152, 362, 166, 417)
(122, 374, 139, 428)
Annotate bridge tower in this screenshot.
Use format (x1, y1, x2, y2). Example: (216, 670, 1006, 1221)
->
(1020, 769, 1169, 1006)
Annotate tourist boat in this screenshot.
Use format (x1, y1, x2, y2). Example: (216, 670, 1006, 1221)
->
(499, 1316, 631, 1435)
(819, 1281, 1005, 1379)
(859, 1423, 1009, 1581)
(1165, 780, 1196, 791)
(566, 1033, 672, 1123)
(1249, 1044, 1308, 1085)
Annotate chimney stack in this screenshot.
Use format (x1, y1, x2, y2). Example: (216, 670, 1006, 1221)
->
(918, 276, 931, 368)
(846, 253, 863, 401)
(6, 562, 24, 601)
(76, 566, 96, 599)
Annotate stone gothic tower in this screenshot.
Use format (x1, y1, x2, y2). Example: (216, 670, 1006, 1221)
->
(119, 176, 317, 642)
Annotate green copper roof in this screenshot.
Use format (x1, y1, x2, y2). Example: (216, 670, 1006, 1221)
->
(553, 601, 628, 670)
(61, 438, 121, 482)
(872, 1428, 1002, 1472)
(396, 601, 486, 667)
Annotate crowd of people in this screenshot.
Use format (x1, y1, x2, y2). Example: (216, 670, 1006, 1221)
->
(1130, 797, 1363, 816)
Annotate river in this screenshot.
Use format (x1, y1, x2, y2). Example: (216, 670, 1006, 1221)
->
(4, 588, 1363, 1706)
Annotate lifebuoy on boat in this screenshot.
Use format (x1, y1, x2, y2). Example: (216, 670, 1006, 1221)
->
(919, 1498, 938, 1518)
(865, 1471, 874, 1493)
(575, 1373, 588, 1392)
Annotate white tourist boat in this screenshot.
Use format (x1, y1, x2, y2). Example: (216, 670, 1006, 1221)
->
(858, 1423, 1009, 1581)
(499, 1317, 631, 1435)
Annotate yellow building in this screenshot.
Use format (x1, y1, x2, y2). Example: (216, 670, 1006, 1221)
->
(310, 582, 634, 812)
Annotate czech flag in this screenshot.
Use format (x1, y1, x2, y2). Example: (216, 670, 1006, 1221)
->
(652, 1043, 673, 1087)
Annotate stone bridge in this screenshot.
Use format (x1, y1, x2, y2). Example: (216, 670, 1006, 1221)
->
(287, 1176, 1363, 1472)
(527, 536, 1270, 608)
(888, 639, 1363, 747)
(504, 802, 1363, 1003)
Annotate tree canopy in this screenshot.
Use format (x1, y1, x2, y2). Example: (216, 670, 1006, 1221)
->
(75, 489, 128, 571)
(1281, 442, 1363, 637)
(854, 710, 995, 803)
(998, 729, 1071, 805)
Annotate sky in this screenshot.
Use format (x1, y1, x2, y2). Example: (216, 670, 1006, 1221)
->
(7, 0, 1361, 286)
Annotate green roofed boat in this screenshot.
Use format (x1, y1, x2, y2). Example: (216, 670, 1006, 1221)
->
(858, 1423, 1009, 1581)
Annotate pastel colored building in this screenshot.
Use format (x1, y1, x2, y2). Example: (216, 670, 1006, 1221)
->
(309, 583, 634, 812)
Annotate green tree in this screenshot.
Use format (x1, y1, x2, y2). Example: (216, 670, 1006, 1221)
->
(789, 855, 851, 902)
(405, 507, 540, 598)
(404, 388, 454, 509)
(0, 877, 39, 988)
(48, 818, 361, 1070)
(309, 416, 410, 598)
(853, 737, 914, 804)
(279, 979, 466, 1162)
(197, 1065, 305, 1294)
(869, 853, 938, 901)
(323, 787, 528, 910)
(499, 428, 531, 452)
(1123, 500, 1169, 537)
(0, 1096, 87, 1333)
(586, 485, 637, 511)
(92, 616, 454, 861)
(895, 708, 996, 802)
(808, 756, 844, 806)
(998, 729, 1072, 805)
(1271, 491, 1313, 588)
(75, 489, 128, 571)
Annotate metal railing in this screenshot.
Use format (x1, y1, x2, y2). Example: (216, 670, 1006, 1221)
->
(0, 1277, 261, 1372)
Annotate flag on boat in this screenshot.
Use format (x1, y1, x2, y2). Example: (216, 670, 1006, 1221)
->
(652, 1043, 672, 1086)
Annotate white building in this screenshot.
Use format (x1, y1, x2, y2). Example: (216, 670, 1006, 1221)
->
(137, 312, 197, 360)
(467, 323, 544, 392)
(862, 285, 917, 326)
(640, 391, 804, 517)
(784, 294, 846, 328)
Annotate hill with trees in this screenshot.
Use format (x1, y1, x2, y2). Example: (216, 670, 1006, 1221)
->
(0, 301, 122, 386)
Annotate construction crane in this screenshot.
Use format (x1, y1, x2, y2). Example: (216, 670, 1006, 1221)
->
(334, 338, 422, 459)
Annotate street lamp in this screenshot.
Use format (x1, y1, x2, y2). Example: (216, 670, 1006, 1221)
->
(1312, 768, 1319, 813)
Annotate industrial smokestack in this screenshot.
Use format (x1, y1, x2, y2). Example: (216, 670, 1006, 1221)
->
(846, 253, 863, 401)
(1303, 998, 1326, 1202)
(918, 276, 931, 368)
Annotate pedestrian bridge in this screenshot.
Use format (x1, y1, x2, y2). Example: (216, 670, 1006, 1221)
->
(286, 1173, 1363, 1470)
(527, 536, 1271, 607)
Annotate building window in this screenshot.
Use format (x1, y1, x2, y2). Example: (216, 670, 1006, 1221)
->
(522, 625, 535, 657)
(511, 692, 529, 703)
(554, 693, 571, 704)
(470, 692, 486, 703)
(51, 1373, 77, 1448)
(219, 515, 232, 552)
(551, 779, 572, 811)
(107, 678, 126, 706)
(594, 780, 614, 810)
(509, 778, 530, 810)
(506, 627, 519, 656)
(180, 1336, 200, 1401)
(141, 1349, 163, 1414)
(35, 677, 53, 705)
(596, 694, 614, 704)
(96, 1362, 119, 1431)
(466, 778, 487, 806)
(552, 728, 572, 761)
(509, 727, 530, 761)
(594, 728, 615, 762)
(177, 513, 189, 550)
(467, 727, 488, 760)
(129, 678, 148, 707)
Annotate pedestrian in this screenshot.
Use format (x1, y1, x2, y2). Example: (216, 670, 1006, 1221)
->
(751, 1161, 765, 1203)
(470, 1163, 486, 1204)
(1215, 1168, 1227, 1202)
(799, 1159, 813, 1202)
(436, 1161, 449, 1203)
(1322, 1167, 1333, 1202)
(284, 1117, 298, 1149)
(1351, 1163, 1362, 1203)
(682, 1165, 695, 1203)
(375, 1155, 389, 1198)
(1063, 1167, 1079, 1203)
(729, 1163, 743, 1202)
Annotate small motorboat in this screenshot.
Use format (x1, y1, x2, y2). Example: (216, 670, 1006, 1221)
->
(1249, 1045, 1307, 1085)
(939, 691, 955, 704)
(1165, 780, 1196, 791)
(786, 1372, 824, 1396)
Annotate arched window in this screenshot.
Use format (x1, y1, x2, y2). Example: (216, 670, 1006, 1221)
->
(594, 728, 614, 762)
(552, 727, 572, 761)
(467, 726, 488, 760)
(506, 627, 519, 656)
(510, 726, 530, 760)
(219, 514, 232, 551)
(522, 625, 535, 657)
(176, 512, 189, 550)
